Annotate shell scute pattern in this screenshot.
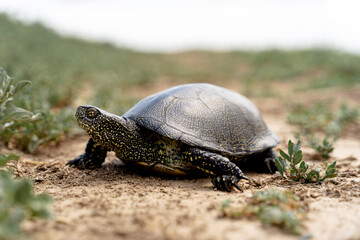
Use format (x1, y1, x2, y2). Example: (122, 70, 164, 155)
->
(124, 83, 279, 155)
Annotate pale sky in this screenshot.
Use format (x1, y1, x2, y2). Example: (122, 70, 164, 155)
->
(1, 0, 359, 53)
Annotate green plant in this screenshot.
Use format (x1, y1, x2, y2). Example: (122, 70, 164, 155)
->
(0, 67, 75, 152)
(294, 133, 336, 161)
(275, 140, 337, 182)
(288, 102, 359, 160)
(0, 154, 20, 168)
(0, 170, 53, 240)
(0, 68, 38, 131)
(334, 103, 360, 131)
(308, 137, 335, 160)
(288, 102, 331, 135)
(221, 189, 306, 235)
(288, 102, 359, 135)
(0, 152, 52, 240)
(0, 67, 53, 239)
(1, 105, 75, 153)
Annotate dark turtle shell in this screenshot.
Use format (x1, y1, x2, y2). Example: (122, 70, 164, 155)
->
(124, 83, 279, 155)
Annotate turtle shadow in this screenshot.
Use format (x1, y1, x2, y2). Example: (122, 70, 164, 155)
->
(66, 159, 213, 191)
(65, 159, 274, 193)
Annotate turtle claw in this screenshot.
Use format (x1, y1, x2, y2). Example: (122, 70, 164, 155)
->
(212, 175, 247, 192)
(240, 175, 250, 181)
(232, 182, 242, 191)
(67, 153, 102, 169)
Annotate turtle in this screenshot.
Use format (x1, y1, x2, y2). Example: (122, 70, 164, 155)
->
(67, 83, 280, 191)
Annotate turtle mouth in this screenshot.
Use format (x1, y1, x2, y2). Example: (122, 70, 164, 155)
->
(75, 106, 87, 122)
(75, 107, 84, 120)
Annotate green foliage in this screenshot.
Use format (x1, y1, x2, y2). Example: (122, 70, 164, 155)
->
(0, 77, 53, 240)
(0, 14, 167, 151)
(288, 102, 332, 135)
(221, 189, 306, 235)
(1, 104, 75, 153)
(0, 170, 53, 240)
(275, 140, 338, 182)
(0, 14, 161, 101)
(0, 68, 38, 131)
(0, 67, 75, 152)
(308, 137, 335, 160)
(288, 102, 359, 160)
(0, 154, 20, 168)
(1, 14, 360, 110)
(288, 102, 359, 136)
(335, 103, 360, 130)
(238, 48, 360, 88)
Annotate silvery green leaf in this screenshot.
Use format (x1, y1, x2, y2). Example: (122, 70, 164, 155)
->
(0, 153, 20, 167)
(306, 169, 320, 182)
(275, 158, 285, 176)
(293, 150, 303, 165)
(288, 140, 294, 158)
(293, 140, 302, 153)
(14, 80, 31, 94)
(4, 105, 33, 121)
(299, 161, 308, 172)
(279, 149, 290, 162)
(3, 121, 14, 128)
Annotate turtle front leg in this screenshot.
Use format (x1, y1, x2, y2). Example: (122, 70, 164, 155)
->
(67, 138, 109, 169)
(183, 148, 249, 192)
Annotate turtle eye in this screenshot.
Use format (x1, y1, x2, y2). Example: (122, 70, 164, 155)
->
(86, 108, 99, 119)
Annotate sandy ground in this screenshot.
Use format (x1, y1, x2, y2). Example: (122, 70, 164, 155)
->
(3, 87, 360, 240)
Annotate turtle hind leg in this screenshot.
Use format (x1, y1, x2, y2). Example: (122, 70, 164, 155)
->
(264, 149, 277, 173)
(238, 148, 277, 173)
(183, 148, 249, 192)
(67, 138, 108, 169)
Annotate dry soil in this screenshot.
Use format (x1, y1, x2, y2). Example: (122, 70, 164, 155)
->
(3, 86, 360, 240)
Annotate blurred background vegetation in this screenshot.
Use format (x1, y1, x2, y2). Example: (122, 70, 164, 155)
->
(0, 13, 360, 152)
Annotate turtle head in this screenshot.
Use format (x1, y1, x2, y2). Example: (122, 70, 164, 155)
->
(75, 105, 132, 149)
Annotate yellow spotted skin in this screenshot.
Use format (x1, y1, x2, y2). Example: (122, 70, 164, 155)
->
(67, 83, 280, 191)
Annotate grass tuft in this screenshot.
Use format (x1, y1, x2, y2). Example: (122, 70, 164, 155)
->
(288, 102, 359, 160)
(221, 189, 307, 235)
